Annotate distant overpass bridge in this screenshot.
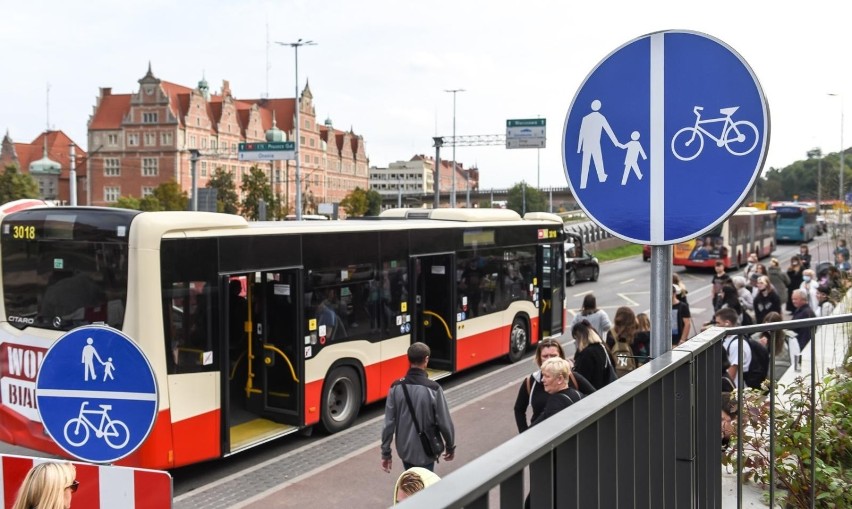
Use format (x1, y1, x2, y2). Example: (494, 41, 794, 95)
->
(380, 186, 578, 210)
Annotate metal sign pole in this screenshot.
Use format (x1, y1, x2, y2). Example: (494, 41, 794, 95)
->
(650, 245, 672, 359)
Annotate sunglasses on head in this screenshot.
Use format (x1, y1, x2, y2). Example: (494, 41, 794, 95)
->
(67, 480, 79, 493)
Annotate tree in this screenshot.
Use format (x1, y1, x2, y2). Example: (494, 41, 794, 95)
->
(240, 166, 277, 220)
(340, 187, 371, 217)
(113, 196, 141, 210)
(506, 183, 547, 215)
(152, 181, 188, 211)
(207, 167, 240, 214)
(366, 189, 382, 216)
(0, 165, 39, 203)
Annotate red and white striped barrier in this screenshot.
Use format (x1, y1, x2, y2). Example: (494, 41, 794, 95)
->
(0, 454, 171, 508)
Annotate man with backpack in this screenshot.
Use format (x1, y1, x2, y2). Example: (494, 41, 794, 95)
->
(716, 308, 769, 390)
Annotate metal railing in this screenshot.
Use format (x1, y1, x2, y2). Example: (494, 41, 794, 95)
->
(395, 313, 852, 508)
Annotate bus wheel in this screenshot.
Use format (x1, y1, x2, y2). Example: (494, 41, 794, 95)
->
(507, 317, 528, 363)
(321, 366, 361, 434)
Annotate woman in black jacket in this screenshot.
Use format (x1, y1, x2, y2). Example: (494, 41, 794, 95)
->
(572, 320, 615, 390)
(753, 275, 782, 324)
(513, 339, 594, 432)
(530, 357, 584, 427)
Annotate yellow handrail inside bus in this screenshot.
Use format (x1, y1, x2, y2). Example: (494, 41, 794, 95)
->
(423, 310, 452, 340)
(263, 344, 299, 382)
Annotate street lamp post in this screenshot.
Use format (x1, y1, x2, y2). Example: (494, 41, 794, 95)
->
(809, 148, 823, 214)
(445, 88, 465, 207)
(829, 93, 845, 214)
(277, 39, 316, 221)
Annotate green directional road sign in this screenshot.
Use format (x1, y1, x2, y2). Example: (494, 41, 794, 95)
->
(506, 119, 546, 149)
(238, 142, 296, 161)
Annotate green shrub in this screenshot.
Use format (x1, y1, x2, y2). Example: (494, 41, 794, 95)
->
(722, 364, 852, 508)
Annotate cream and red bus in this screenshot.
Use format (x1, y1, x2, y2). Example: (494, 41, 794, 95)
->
(0, 206, 565, 469)
(672, 207, 776, 269)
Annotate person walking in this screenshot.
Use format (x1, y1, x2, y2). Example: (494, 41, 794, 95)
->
(529, 357, 584, 427)
(753, 276, 782, 325)
(572, 320, 615, 390)
(568, 294, 612, 339)
(785, 256, 804, 313)
(816, 285, 836, 317)
(799, 244, 812, 270)
(513, 339, 594, 433)
(381, 342, 456, 473)
(790, 289, 816, 351)
(767, 258, 790, 311)
(606, 306, 649, 365)
(672, 284, 692, 346)
(12, 461, 77, 509)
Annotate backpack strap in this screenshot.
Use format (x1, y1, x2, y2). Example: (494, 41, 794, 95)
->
(525, 375, 532, 396)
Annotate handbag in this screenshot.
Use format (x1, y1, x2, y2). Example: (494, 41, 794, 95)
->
(600, 343, 618, 386)
(401, 380, 445, 459)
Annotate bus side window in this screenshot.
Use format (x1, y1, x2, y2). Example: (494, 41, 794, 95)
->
(164, 281, 217, 374)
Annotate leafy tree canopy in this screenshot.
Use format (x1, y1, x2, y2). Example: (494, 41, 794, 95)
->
(207, 167, 240, 214)
(240, 166, 277, 220)
(0, 165, 39, 203)
(506, 182, 547, 215)
(341, 187, 381, 217)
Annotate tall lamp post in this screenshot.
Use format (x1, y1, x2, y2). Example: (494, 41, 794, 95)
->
(445, 88, 465, 207)
(829, 93, 844, 214)
(809, 148, 823, 214)
(276, 39, 316, 221)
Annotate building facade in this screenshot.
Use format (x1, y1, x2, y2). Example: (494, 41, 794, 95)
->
(369, 154, 479, 207)
(0, 130, 87, 204)
(86, 64, 369, 212)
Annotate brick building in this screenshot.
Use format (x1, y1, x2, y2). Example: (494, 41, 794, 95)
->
(86, 64, 369, 211)
(0, 130, 87, 204)
(369, 154, 479, 206)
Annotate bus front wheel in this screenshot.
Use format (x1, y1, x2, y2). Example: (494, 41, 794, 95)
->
(506, 316, 528, 363)
(321, 366, 362, 434)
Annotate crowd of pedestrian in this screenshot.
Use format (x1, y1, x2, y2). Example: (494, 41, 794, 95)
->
(378, 237, 850, 504)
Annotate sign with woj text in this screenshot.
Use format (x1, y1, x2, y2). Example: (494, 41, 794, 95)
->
(506, 119, 546, 149)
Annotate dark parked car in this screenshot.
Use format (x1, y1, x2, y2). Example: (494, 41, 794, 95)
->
(642, 244, 651, 261)
(565, 232, 599, 286)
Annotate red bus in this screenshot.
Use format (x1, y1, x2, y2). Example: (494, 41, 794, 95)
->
(673, 207, 776, 268)
(0, 206, 565, 468)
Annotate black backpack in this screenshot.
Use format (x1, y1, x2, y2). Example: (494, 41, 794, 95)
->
(726, 337, 769, 390)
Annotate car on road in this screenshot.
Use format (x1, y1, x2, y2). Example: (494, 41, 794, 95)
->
(642, 244, 651, 261)
(817, 215, 827, 235)
(565, 232, 600, 286)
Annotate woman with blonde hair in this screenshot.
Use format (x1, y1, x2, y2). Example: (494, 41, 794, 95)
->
(572, 320, 615, 389)
(12, 461, 77, 509)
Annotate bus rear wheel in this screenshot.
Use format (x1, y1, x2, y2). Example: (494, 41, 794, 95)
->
(321, 366, 361, 434)
(506, 316, 528, 363)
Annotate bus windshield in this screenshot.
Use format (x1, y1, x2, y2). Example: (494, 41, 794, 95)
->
(774, 207, 803, 219)
(1, 208, 137, 331)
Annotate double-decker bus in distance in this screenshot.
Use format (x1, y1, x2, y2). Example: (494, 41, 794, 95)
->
(772, 202, 818, 242)
(0, 206, 565, 469)
(673, 207, 777, 269)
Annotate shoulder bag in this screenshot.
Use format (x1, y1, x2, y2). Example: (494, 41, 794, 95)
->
(400, 380, 445, 459)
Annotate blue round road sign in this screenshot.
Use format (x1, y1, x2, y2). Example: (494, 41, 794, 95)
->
(562, 30, 769, 244)
(36, 325, 158, 464)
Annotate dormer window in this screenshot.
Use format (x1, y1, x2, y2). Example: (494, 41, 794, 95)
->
(142, 112, 158, 123)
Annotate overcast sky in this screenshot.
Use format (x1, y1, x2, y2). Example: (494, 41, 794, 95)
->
(1, 0, 850, 190)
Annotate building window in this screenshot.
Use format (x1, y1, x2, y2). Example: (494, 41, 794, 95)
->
(201, 161, 207, 178)
(104, 186, 120, 203)
(309, 137, 315, 147)
(189, 136, 196, 149)
(142, 158, 158, 176)
(196, 118, 201, 127)
(211, 139, 218, 150)
(104, 158, 120, 177)
(142, 112, 158, 123)
(161, 132, 173, 145)
(142, 186, 155, 197)
(231, 143, 237, 152)
(144, 133, 157, 146)
(127, 134, 139, 146)
(305, 119, 311, 129)
(300, 136, 305, 145)
(107, 134, 118, 146)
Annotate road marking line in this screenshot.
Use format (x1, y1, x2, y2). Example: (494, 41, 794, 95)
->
(572, 290, 593, 297)
(620, 278, 635, 284)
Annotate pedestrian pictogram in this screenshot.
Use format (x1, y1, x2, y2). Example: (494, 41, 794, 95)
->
(562, 30, 769, 244)
(36, 325, 158, 464)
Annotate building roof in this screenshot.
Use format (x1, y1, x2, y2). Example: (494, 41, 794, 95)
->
(1, 130, 87, 177)
(89, 93, 131, 130)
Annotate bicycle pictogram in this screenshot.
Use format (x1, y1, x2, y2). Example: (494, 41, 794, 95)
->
(671, 105, 759, 161)
(63, 401, 130, 449)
